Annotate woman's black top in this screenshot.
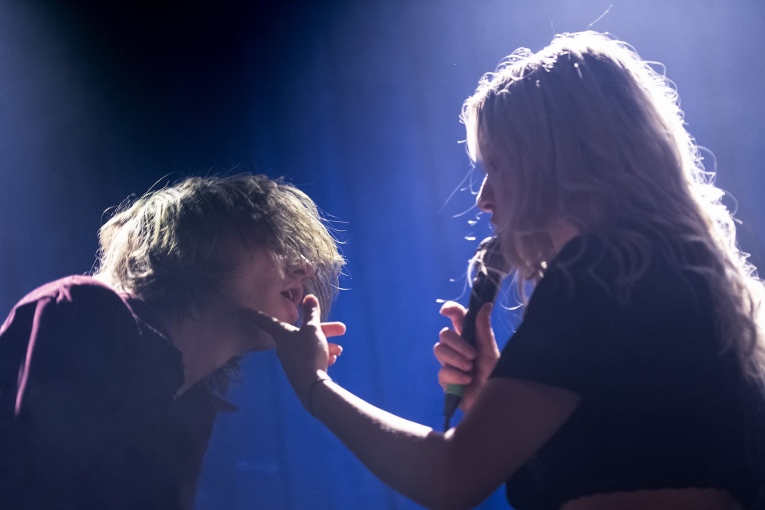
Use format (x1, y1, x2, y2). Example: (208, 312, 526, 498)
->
(491, 235, 765, 509)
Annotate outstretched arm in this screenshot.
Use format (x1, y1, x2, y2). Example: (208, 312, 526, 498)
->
(250, 295, 580, 510)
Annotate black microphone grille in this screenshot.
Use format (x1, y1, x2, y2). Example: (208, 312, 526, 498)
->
(471, 236, 510, 279)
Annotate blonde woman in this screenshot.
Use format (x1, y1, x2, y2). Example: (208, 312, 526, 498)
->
(256, 32, 765, 509)
(0, 174, 344, 509)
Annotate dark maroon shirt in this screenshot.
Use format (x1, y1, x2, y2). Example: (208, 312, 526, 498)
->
(0, 276, 233, 510)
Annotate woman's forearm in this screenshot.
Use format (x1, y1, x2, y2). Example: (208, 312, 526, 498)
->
(248, 299, 573, 509)
(311, 378, 459, 509)
(308, 376, 580, 510)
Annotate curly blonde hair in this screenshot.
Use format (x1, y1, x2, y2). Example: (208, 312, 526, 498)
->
(93, 174, 344, 321)
(461, 31, 765, 386)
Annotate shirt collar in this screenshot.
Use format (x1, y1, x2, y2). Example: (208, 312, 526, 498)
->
(123, 295, 237, 412)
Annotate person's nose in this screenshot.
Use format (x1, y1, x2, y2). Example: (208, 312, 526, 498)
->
(291, 261, 316, 281)
(477, 175, 495, 213)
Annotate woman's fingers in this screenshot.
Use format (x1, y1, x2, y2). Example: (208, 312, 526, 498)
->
(245, 309, 297, 342)
(437, 365, 473, 388)
(321, 322, 347, 338)
(437, 327, 477, 362)
(439, 301, 466, 336)
(247, 296, 345, 340)
(434, 336, 474, 372)
(247, 295, 346, 371)
(326, 340, 343, 367)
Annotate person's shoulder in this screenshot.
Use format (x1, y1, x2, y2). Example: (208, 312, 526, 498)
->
(544, 230, 711, 307)
(6, 275, 139, 337)
(550, 234, 609, 270)
(534, 232, 655, 311)
(537, 234, 611, 297)
(17, 275, 126, 309)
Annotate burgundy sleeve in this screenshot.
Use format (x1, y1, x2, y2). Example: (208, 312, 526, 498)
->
(1, 281, 144, 508)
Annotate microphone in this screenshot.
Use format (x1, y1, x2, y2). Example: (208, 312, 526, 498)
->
(443, 236, 509, 431)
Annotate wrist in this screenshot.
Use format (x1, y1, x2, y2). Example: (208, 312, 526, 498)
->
(307, 372, 332, 417)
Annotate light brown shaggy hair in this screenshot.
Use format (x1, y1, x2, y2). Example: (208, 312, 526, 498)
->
(93, 173, 344, 321)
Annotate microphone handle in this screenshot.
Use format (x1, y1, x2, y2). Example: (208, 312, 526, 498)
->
(443, 271, 501, 429)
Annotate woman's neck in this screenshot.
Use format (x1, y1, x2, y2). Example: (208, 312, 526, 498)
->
(547, 218, 580, 254)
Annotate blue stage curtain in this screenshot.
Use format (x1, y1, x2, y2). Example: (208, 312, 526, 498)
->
(1, 1, 763, 509)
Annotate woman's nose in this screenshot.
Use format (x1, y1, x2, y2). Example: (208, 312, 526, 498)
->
(476, 175, 495, 213)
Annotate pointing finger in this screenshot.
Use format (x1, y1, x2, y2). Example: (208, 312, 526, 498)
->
(301, 294, 322, 330)
(321, 322, 347, 338)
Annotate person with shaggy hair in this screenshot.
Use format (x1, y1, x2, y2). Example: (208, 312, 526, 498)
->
(0, 173, 345, 509)
(255, 32, 765, 509)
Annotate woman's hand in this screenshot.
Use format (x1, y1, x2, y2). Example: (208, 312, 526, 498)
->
(434, 301, 500, 412)
(247, 294, 346, 409)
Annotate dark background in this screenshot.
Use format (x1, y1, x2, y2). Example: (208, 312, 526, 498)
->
(1, 1, 763, 508)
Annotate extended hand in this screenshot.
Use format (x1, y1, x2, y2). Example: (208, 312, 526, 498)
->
(247, 295, 346, 409)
